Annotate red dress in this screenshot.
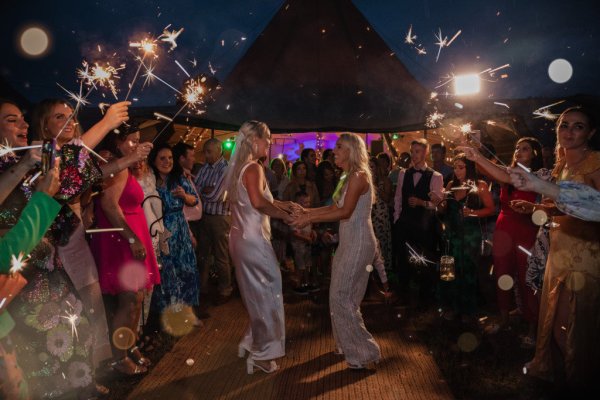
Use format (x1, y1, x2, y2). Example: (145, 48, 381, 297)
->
(492, 185, 539, 322)
(91, 171, 160, 294)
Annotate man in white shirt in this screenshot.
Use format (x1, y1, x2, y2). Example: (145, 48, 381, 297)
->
(393, 139, 443, 308)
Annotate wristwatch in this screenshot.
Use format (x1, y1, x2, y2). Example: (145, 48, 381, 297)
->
(128, 237, 136, 244)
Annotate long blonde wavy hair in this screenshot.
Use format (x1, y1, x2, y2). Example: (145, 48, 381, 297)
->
(223, 120, 271, 203)
(333, 133, 375, 203)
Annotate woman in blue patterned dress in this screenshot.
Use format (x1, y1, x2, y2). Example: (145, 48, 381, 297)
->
(149, 144, 201, 323)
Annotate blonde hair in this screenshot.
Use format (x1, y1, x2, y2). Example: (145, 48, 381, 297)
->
(31, 99, 82, 141)
(224, 120, 270, 203)
(335, 133, 375, 203)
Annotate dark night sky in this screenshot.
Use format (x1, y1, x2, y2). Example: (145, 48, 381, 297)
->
(1, 0, 599, 107)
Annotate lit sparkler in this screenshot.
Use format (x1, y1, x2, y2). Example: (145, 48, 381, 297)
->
(0, 144, 42, 158)
(153, 112, 173, 122)
(126, 36, 159, 101)
(415, 46, 427, 55)
(80, 142, 108, 163)
(9, 252, 29, 274)
(425, 109, 445, 128)
(406, 243, 436, 267)
(532, 100, 565, 121)
(174, 60, 191, 77)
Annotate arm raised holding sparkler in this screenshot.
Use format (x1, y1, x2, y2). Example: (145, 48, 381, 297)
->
(80, 101, 130, 149)
(457, 145, 512, 184)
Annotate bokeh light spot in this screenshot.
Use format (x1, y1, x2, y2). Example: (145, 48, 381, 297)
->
(160, 304, 195, 337)
(457, 332, 479, 352)
(497, 274, 514, 291)
(548, 59, 573, 84)
(19, 27, 50, 57)
(112, 327, 136, 350)
(531, 210, 548, 226)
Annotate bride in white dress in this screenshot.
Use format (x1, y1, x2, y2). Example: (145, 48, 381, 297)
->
(224, 120, 299, 374)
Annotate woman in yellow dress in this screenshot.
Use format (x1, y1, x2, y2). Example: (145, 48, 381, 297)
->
(526, 106, 600, 394)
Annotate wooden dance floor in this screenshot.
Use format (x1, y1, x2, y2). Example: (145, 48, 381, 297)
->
(127, 294, 453, 400)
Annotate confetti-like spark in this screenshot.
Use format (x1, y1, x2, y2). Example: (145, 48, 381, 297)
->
(405, 25, 417, 44)
(493, 102, 510, 108)
(153, 112, 173, 122)
(208, 62, 217, 75)
(57, 83, 91, 109)
(159, 26, 184, 51)
(434, 28, 448, 62)
(446, 29, 462, 46)
(10, 252, 29, 274)
(98, 103, 110, 115)
(532, 100, 565, 120)
(415, 46, 427, 55)
(61, 312, 80, 340)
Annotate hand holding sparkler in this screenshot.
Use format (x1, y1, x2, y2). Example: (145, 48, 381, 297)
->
(102, 101, 131, 131)
(34, 159, 60, 197)
(508, 167, 543, 192)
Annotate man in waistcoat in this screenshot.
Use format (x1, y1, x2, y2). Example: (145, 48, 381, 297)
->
(393, 139, 444, 308)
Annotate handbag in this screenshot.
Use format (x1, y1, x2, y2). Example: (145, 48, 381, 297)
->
(183, 178, 203, 222)
(0, 273, 27, 313)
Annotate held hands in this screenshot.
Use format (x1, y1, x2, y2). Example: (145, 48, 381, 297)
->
(35, 159, 60, 196)
(289, 212, 310, 229)
(103, 101, 131, 130)
(508, 167, 540, 192)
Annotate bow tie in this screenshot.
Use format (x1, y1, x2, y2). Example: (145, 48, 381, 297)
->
(412, 168, 424, 174)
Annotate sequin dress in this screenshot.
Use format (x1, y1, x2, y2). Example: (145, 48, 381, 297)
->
(330, 176, 381, 366)
(0, 145, 102, 399)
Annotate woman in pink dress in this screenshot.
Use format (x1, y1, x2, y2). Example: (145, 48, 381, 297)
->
(90, 124, 160, 375)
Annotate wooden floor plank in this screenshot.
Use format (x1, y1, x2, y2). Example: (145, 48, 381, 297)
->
(127, 294, 453, 400)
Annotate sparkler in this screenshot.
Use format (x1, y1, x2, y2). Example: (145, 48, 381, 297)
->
(494, 102, 510, 108)
(406, 243, 436, 267)
(126, 37, 159, 101)
(517, 162, 531, 173)
(153, 112, 173, 122)
(9, 252, 29, 274)
(0, 144, 42, 157)
(80, 142, 108, 163)
(517, 245, 532, 257)
(532, 100, 565, 120)
(425, 109, 445, 128)
(141, 61, 182, 94)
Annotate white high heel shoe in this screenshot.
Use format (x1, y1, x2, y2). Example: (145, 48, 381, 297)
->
(246, 357, 279, 374)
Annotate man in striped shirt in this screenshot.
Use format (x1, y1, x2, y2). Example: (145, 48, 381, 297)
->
(193, 138, 233, 306)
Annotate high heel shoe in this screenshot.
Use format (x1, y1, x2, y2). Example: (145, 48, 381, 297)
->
(246, 357, 279, 374)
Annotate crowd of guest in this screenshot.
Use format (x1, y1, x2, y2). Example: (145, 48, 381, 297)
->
(1, 95, 599, 398)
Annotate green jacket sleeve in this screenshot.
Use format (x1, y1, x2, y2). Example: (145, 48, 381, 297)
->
(0, 191, 62, 273)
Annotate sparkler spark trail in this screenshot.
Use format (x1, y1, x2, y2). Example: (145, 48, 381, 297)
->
(160, 26, 184, 51)
(57, 83, 90, 109)
(86, 228, 124, 233)
(494, 102, 510, 108)
(141, 61, 182, 94)
(10, 252, 29, 274)
(174, 60, 191, 77)
(532, 100, 564, 120)
(405, 243, 435, 267)
(517, 162, 531, 173)
(434, 28, 448, 62)
(446, 29, 462, 46)
(405, 24, 416, 44)
(152, 103, 187, 144)
(153, 112, 173, 122)
(0, 144, 42, 157)
(126, 36, 159, 101)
